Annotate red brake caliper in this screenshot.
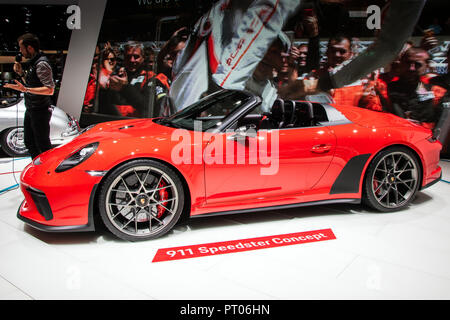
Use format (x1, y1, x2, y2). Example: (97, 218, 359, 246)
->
(373, 179, 380, 195)
(157, 180, 168, 218)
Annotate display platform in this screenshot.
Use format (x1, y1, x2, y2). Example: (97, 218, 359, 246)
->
(0, 156, 450, 300)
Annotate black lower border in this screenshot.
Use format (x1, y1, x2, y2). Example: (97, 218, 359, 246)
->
(2, 300, 448, 317)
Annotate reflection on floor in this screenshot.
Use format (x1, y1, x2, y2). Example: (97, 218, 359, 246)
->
(0, 157, 450, 300)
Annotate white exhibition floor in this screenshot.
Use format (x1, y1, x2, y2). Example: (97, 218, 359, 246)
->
(0, 156, 450, 300)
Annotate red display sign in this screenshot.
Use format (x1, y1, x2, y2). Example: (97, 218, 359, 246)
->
(152, 228, 336, 262)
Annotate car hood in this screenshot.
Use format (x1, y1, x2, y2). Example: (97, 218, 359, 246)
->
(86, 118, 162, 134)
(37, 118, 179, 163)
(78, 118, 177, 141)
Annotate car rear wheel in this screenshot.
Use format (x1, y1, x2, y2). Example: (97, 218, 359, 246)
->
(1, 127, 29, 157)
(363, 147, 421, 212)
(98, 159, 185, 241)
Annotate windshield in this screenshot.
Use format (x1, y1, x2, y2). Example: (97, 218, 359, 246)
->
(159, 90, 253, 131)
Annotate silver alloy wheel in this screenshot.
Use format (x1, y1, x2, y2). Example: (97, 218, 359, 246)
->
(6, 127, 27, 155)
(370, 151, 419, 209)
(104, 166, 179, 238)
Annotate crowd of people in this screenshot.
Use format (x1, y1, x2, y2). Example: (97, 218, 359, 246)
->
(259, 10, 449, 135)
(82, 7, 449, 137)
(82, 27, 189, 118)
(271, 9, 448, 132)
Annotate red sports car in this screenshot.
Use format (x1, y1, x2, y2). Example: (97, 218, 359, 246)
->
(18, 90, 442, 241)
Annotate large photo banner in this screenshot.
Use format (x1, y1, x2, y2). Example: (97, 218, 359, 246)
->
(1, 0, 449, 156)
(78, 0, 449, 154)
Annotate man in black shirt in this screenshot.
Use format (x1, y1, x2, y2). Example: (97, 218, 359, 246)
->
(4, 33, 55, 159)
(386, 47, 445, 125)
(108, 41, 171, 117)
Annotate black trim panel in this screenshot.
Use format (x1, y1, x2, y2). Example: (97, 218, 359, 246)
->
(87, 183, 99, 231)
(192, 198, 361, 218)
(420, 172, 442, 190)
(330, 154, 371, 194)
(26, 187, 53, 221)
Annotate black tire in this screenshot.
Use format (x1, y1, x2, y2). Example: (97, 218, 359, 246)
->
(98, 159, 185, 241)
(1, 127, 29, 157)
(363, 147, 421, 212)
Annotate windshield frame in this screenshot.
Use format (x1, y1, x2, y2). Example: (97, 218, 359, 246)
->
(158, 90, 260, 132)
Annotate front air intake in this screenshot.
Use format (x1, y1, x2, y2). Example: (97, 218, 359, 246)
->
(26, 187, 53, 221)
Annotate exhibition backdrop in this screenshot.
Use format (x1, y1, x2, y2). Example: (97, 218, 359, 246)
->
(0, 0, 449, 155)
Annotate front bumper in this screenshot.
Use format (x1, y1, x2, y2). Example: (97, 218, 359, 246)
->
(17, 199, 95, 232)
(18, 161, 101, 232)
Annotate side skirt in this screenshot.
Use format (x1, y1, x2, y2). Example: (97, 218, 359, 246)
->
(192, 198, 361, 219)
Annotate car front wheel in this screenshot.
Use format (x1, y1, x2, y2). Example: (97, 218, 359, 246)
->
(98, 159, 185, 241)
(1, 127, 29, 157)
(363, 147, 421, 212)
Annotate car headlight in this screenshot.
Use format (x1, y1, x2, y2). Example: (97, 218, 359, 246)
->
(55, 142, 99, 173)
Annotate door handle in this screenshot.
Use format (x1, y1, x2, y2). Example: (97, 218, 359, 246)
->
(311, 144, 332, 154)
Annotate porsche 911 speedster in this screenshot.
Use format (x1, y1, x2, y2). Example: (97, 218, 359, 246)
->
(17, 90, 442, 241)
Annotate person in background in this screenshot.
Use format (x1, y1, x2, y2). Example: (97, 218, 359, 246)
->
(285, 34, 383, 111)
(3, 33, 55, 159)
(277, 8, 321, 87)
(429, 48, 450, 154)
(279, 34, 353, 100)
(246, 34, 291, 112)
(278, 0, 427, 102)
(382, 47, 446, 128)
(108, 41, 171, 117)
(157, 27, 189, 80)
(85, 48, 119, 115)
(82, 61, 98, 111)
(427, 18, 443, 35)
(98, 48, 117, 89)
(144, 47, 156, 72)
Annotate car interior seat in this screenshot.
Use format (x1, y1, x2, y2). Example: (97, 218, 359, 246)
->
(293, 102, 315, 127)
(283, 100, 296, 128)
(260, 99, 285, 129)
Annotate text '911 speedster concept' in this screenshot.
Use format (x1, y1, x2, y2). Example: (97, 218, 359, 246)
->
(18, 90, 442, 241)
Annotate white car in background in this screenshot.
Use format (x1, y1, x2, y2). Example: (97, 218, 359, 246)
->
(0, 96, 80, 157)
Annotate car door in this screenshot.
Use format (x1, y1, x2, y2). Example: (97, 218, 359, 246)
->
(203, 125, 336, 205)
